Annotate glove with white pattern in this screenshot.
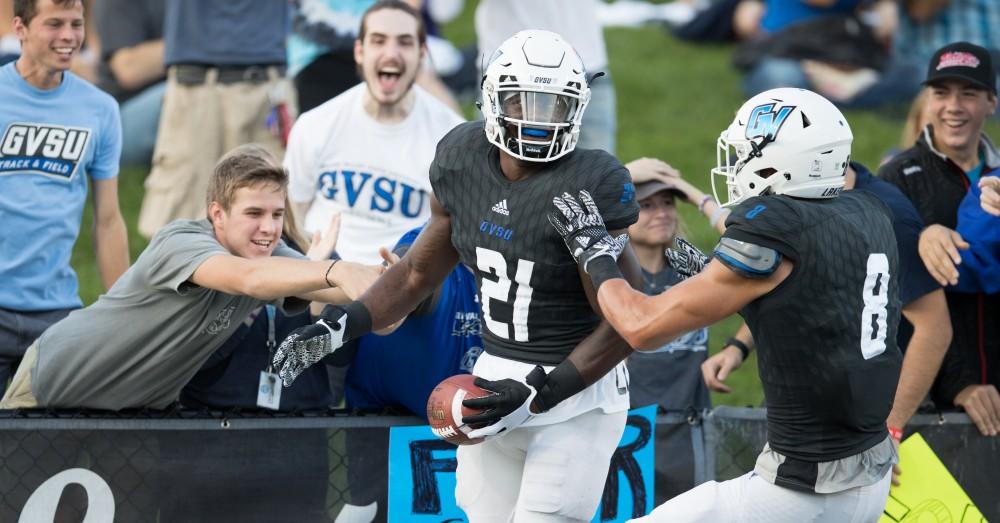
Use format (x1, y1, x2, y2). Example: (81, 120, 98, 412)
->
(548, 190, 629, 272)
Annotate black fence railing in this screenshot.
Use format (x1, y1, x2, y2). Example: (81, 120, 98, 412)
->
(0, 407, 993, 522)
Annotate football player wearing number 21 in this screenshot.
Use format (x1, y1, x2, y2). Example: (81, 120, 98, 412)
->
(273, 30, 645, 522)
(550, 88, 903, 522)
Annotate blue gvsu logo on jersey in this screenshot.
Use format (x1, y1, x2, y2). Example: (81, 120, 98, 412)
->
(317, 170, 427, 218)
(0, 123, 90, 179)
(745, 103, 795, 140)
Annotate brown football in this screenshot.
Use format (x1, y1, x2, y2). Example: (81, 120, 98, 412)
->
(426, 374, 494, 446)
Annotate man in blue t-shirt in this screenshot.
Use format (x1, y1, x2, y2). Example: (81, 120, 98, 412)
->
(0, 0, 128, 394)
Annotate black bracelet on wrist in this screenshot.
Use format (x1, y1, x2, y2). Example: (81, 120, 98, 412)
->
(725, 337, 750, 360)
(324, 259, 340, 288)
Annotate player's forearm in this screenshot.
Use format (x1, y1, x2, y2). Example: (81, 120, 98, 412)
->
(93, 212, 129, 289)
(564, 321, 634, 386)
(359, 248, 457, 330)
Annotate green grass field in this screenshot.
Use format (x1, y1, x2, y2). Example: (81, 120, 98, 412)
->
(68, 5, 999, 409)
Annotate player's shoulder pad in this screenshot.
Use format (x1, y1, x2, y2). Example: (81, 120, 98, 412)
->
(565, 148, 627, 183)
(724, 195, 799, 233)
(430, 121, 488, 187)
(436, 120, 486, 154)
(713, 237, 782, 279)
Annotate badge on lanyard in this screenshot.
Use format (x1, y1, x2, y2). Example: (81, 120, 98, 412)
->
(257, 305, 282, 410)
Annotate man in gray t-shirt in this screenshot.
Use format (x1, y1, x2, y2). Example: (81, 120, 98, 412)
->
(0, 145, 385, 410)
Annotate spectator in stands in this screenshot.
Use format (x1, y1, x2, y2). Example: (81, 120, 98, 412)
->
(0, 0, 128, 396)
(617, 172, 711, 416)
(892, 0, 1000, 92)
(476, 0, 617, 153)
(180, 203, 340, 412)
(879, 42, 1000, 438)
(94, 0, 165, 168)
(285, 0, 464, 265)
(338, 224, 483, 523)
(736, 0, 926, 109)
(170, 183, 339, 523)
(137, 0, 290, 239)
(288, 0, 459, 115)
(0, 144, 389, 411)
(619, 170, 714, 504)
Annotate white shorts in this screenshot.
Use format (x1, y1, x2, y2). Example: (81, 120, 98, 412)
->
(456, 407, 627, 523)
(629, 468, 891, 523)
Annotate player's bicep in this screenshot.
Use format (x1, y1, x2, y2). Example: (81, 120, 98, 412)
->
(400, 195, 460, 287)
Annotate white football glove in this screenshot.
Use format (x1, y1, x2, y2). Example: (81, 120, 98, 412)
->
(548, 190, 629, 272)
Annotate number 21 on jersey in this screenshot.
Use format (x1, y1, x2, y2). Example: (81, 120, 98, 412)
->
(476, 247, 534, 342)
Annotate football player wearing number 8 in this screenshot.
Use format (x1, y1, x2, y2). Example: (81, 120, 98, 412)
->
(550, 88, 904, 522)
(273, 30, 642, 522)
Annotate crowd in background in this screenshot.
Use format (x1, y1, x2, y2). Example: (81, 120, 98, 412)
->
(1, 0, 999, 519)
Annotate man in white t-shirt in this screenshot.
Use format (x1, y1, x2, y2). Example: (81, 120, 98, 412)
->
(284, 0, 464, 265)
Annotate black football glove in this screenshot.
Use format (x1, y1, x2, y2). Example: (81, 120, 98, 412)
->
(665, 237, 709, 280)
(272, 303, 371, 386)
(548, 190, 629, 272)
(461, 366, 547, 439)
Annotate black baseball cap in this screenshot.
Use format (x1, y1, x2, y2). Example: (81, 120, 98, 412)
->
(923, 41, 996, 94)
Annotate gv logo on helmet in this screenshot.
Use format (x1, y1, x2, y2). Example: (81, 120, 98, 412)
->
(745, 103, 795, 140)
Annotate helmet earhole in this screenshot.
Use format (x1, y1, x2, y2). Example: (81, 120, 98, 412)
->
(749, 183, 756, 189)
(784, 173, 791, 180)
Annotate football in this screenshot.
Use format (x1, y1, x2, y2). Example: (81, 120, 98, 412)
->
(426, 374, 494, 446)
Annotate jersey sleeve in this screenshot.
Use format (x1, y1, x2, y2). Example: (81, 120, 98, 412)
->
(143, 224, 229, 294)
(588, 158, 639, 231)
(722, 196, 801, 261)
(429, 121, 479, 215)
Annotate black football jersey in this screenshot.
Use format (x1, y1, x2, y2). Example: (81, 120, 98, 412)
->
(430, 121, 639, 365)
(723, 191, 903, 462)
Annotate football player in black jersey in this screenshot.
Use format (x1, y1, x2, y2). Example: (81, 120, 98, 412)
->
(273, 30, 645, 521)
(550, 88, 902, 522)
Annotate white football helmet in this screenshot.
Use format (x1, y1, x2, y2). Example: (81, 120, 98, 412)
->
(480, 30, 591, 162)
(711, 88, 853, 207)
